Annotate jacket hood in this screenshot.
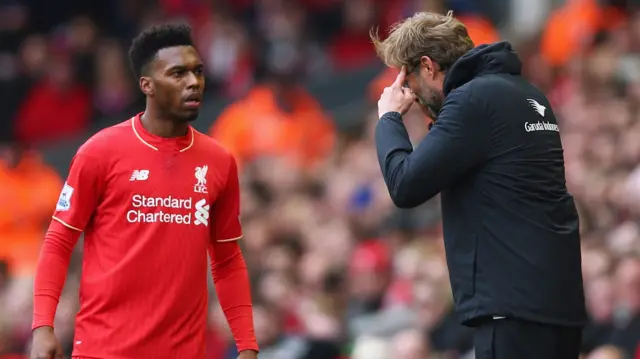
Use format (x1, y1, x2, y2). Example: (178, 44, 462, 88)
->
(443, 41, 522, 95)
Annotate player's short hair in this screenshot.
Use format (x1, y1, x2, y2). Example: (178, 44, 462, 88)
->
(128, 23, 194, 78)
(370, 11, 474, 73)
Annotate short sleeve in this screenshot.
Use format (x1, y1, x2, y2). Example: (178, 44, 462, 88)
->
(52, 148, 105, 231)
(211, 156, 242, 243)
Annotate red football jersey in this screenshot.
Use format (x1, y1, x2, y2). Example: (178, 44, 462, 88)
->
(51, 114, 242, 358)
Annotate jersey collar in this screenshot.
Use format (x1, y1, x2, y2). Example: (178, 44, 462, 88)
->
(131, 113, 194, 152)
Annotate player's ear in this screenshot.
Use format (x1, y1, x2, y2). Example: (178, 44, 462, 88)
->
(140, 77, 154, 97)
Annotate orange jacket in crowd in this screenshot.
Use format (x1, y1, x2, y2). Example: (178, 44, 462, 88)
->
(0, 150, 62, 276)
(540, 0, 626, 68)
(209, 85, 336, 171)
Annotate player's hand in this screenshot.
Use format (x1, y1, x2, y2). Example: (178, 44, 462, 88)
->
(30, 326, 64, 359)
(238, 349, 258, 359)
(378, 66, 417, 118)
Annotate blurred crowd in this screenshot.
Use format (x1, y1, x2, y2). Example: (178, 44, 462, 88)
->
(1, 0, 639, 358)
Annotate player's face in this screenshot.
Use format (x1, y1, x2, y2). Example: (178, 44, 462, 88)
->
(151, 46, 205, 122)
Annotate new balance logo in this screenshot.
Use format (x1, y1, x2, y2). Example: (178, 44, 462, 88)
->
(527, 99, 546, 117)
(194, 199, 210, 226)
(130, 170, 150, 181)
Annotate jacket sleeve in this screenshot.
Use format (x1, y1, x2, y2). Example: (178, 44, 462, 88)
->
(375, 90, 490, 208)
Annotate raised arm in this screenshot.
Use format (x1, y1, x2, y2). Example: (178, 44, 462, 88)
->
(376, 90, 490, 208)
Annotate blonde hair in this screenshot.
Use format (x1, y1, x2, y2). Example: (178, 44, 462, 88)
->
(371, 11, 474, 72)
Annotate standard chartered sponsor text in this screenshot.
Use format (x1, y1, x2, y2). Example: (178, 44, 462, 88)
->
(127, 194, 198, 224)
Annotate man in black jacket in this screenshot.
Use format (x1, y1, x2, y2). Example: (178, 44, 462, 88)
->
(372, 11, 587, 359)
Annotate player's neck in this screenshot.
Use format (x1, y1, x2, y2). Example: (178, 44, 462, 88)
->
(140, 110, 189, 138)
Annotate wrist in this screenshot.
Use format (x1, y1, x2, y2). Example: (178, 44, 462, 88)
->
(238, 349, 258, 358)
(380, 111, 403, 121)
(33, 325, 54, 335)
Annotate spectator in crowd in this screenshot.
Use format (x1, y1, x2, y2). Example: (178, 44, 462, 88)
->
(390, 329, 430, 359)
(13, 36, 92, 145)
(328, 0, 378, 70)
(210, 40, 335, 172)
(609, 256, 640, 356)
(582, 273, 616, 353)
(351, 336, 390, 359)
(93, 38, 137, 117)
(0, 141, 62, 277)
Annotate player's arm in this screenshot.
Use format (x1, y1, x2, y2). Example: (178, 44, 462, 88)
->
(208, 155, 258, 354)
(32, 148, 105, 331)
(375, 90, 490, 208)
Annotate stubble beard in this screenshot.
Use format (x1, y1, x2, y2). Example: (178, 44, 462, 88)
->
(417, 90, 443, 122)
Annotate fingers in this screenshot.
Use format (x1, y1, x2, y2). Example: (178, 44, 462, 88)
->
(382, 84, 414, 98)
(403, 87, 417, 101)
(392, 66, 407, 88)
(380, 86, 415, 102)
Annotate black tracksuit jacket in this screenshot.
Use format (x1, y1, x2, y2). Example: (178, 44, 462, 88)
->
(376, 41, 587, 327)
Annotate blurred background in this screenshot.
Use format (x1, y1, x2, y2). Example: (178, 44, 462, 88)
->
(1, 0, 640, 358)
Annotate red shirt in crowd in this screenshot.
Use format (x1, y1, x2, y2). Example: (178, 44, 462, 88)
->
(14, 80, 91, 145)
(32, 114, 257, 358)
